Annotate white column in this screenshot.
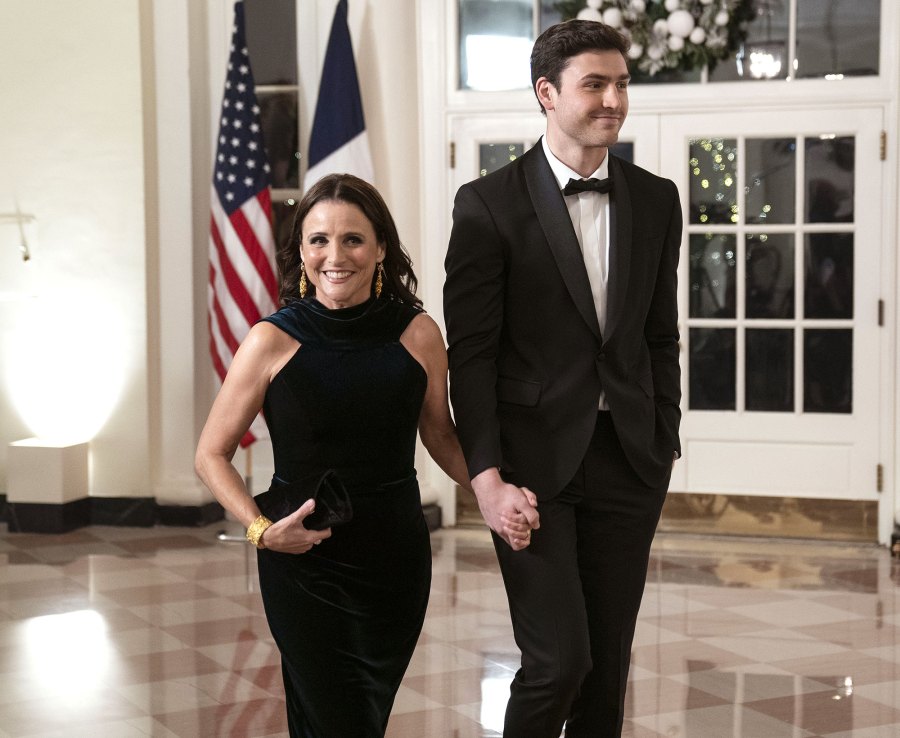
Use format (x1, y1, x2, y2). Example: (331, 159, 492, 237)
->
(145, 0, 216, 506)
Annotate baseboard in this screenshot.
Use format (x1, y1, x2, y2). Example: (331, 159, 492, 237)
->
(91, 497, 158, 527)
(6, 498, 92, 534)
(2, 495, 436, 534)
(2, 496, 224, 533)
(156, 500, 225, 527)
(422, 502, 442, 532)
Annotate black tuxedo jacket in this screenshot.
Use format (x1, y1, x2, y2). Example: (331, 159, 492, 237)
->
(444, 141, 682, 498)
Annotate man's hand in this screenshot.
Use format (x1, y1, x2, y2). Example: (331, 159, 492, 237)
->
(471, 468, 540, 551)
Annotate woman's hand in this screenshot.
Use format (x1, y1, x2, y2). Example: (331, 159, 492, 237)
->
(498, 487, 539, 550)
(260, 499, 332, 553)
(471, 468, 540, 551)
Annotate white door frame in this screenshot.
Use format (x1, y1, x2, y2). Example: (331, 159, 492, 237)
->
(659, 109, 890, 543)
(416, 0, 900, 543)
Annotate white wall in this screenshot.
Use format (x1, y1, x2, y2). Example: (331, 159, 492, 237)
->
(354, 1, 422, 280)
(0, 0, 149, 498)
(0, 0, 426, 509)
(294, 1, 422, 268)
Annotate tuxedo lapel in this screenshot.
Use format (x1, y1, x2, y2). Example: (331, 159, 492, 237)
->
(523, 144, 602, 341)
(604, 154, 632, 344)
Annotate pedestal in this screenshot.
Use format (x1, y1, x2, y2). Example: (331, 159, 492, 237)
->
(7, 438, 90, 533)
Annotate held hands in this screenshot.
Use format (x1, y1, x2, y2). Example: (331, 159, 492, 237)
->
(471, 468, 540, 551)
(259, 498, 331, 554)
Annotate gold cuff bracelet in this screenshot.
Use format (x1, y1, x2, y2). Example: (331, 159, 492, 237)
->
(246, 514, 273, 548)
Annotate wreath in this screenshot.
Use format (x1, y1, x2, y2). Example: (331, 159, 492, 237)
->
(554, 0, 756, 77)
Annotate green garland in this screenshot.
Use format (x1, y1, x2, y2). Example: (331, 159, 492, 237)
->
(554, 1, 756, 77)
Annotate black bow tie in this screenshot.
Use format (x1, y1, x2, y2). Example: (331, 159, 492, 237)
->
(563, 177, 613, 196)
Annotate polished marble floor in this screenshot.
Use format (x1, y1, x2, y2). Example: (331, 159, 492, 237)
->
(0, 523, 898, 737)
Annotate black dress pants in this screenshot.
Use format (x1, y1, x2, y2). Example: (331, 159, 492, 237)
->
(493, 412, 670, 738)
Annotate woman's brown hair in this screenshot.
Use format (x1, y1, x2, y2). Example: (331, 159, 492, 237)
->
(278, 173, 421, 307)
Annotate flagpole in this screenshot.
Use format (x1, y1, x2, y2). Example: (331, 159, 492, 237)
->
(244, 444, 253, 493)
(212, 1, 276, 553)
(216, 443, 256, 545)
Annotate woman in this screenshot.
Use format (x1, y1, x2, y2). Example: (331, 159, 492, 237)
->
(196, 174, 533, 736)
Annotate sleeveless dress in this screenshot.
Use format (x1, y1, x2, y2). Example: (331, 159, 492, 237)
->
(256, 296, 431, 738)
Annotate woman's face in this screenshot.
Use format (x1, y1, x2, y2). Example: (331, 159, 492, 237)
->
(300, 200, 385, 309)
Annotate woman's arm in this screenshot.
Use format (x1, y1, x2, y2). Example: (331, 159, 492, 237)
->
(401, 314, 537, 550)
(195, 322, 329, 553)
(401, 314, 471, 491)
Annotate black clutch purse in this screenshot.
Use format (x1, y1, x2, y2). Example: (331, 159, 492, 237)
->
(254, 469, 353, 531)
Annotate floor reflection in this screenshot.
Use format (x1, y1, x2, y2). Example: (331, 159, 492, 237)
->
(0, 524, 898, 737)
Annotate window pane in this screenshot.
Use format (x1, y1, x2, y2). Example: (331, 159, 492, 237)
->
(632, 68, 703, 85)
(747, 234, 794, 319)
(258, 91, 299, 189)
(746, 329, 794, 412)
(479, 143, 525, 176)
(539, 1, 563, 32)
(805, 233, 853, 319)
(244, 0, 297, 85)
(689, 328, 736, 410)
(709, 1, 790, 82)
(690, 233, 736, 319)
(746, 138, 795, 224)
(804, 329, 852, 413)
(459, 0, 533, 91)
(805, 136, 854, 223)
(609, 141, 634, 163)
(689, 139, 738, 225)
(796, 0, 880, 78)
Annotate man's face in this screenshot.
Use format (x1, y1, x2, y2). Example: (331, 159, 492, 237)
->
(538, 50, 630, 152)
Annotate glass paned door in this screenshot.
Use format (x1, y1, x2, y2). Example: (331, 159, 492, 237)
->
(450, 113, 660, 197)
(661, 109, 883, 505)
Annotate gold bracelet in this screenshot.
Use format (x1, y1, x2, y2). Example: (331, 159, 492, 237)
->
(246, 514, 273, 548)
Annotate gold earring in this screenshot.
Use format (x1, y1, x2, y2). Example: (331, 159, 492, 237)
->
(299, 263, 308, 298)
(375, 262, 384, 298)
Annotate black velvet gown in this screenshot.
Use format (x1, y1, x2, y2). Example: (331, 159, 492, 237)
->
(256, 296, 431, 737)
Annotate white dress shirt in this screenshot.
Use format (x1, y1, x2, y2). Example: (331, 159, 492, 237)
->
(541, 136, 611, 409)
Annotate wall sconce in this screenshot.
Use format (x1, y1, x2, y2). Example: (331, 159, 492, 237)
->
(0, 208, 34, 261)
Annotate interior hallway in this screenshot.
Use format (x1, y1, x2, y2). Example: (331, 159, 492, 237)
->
(0, 524, 898, 737)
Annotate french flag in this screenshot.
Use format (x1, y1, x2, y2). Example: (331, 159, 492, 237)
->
(303, 0, 374, 190)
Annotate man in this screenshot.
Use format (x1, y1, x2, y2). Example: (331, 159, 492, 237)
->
(443, 20, 682, 738)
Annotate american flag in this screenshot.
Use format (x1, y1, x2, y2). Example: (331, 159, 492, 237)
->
(208, 0, 278, 447)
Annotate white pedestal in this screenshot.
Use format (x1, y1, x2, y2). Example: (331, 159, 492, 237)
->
(7, 438, 89, 504)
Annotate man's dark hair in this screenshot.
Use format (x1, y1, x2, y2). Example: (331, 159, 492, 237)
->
(530, 20, 630, 114)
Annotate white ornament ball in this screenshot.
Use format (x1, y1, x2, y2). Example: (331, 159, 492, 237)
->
(715, 10, 730, 26)
(586, 0, 603, 9)
(577, 7, 603, 21)
(668, 35, 685, 52)
(667, 9, 695, 38)
(647, 45, 664, 61)
(602, 8, 623, 27)
(689, 26, 706, 44)
(700, 0, 714, 4)
(653, 18, 669, 36)
(664, 0, 680, 11)
(627, 43, 644, 60)
(630, 0, 646, 12)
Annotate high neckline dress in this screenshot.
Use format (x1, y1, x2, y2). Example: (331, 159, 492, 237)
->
(256, 296, 431, 737)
